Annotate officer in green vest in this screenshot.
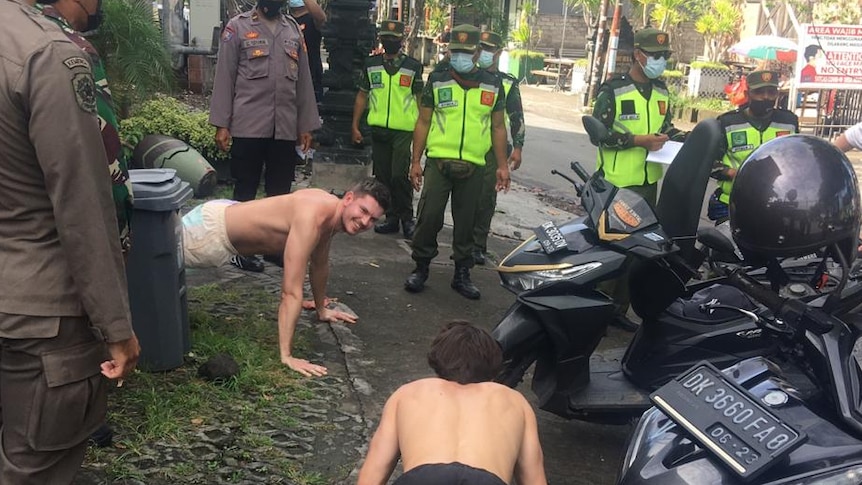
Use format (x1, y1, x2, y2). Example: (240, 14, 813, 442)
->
(352, 20, 424, 238)
(592, 28, 685, 331)
(709, 70, 799, 224)
(404, 24, 510, 300)
(592, 27, 685, 206)
(472, 30, 525, 266)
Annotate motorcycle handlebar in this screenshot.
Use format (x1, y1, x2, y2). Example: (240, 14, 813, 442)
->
(570, 161, 591, 183)
(727, 269, 834, 335)
(726, 270, 786, 313)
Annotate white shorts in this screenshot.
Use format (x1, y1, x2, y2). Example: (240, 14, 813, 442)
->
(182, 199, 239, 268)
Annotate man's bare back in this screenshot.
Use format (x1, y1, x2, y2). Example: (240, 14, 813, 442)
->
(394, 378, 536, 483)
(224, 189, 340, 256)
(358, 322, 546, 484)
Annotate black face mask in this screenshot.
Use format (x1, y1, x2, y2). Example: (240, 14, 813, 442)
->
(75, 0, 103, 33)
(258, 0, 285, 18)
(748, 98, 775, 117)
(381, 39, 402, 54)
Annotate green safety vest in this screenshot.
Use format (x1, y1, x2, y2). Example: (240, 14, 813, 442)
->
(718, 114, 797, 204)
(426, 78, 499, 165)
(597, 83, 669, 187)
(366, 58, 419, 132)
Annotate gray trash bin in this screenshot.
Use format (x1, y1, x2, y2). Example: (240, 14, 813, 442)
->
(127, 168, 194, 371)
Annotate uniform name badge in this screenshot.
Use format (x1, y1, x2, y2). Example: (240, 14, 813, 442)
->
(370, 71, 384, 89)
(437, 87, 457, 108)
(284, 39, 300, 60)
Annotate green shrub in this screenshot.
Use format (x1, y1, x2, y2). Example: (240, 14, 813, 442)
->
(690, 61, 729, 71)
(661, 69, 684, 79)
(119, 96, 225, 163)
(509, 49, 546, 62)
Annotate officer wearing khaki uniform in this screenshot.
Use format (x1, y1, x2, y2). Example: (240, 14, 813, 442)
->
(210, 1, 321, 200)
(0, 0, 140, 482)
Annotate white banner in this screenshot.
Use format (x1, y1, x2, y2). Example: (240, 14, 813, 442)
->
(795, 24, 862, 90)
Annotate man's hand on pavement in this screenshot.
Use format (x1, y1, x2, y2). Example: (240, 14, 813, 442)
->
(101, 333, 141, 380)
(283, 356, 328, 377)
(317, 307, 357, 324)
(215, 127, 231, 152)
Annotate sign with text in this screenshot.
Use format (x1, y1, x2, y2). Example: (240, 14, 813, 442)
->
(795, 24, 862, 90)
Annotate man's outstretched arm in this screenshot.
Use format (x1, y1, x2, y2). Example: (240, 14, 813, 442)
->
(278, 216, 326, 377)
(357, 390, 402, 485)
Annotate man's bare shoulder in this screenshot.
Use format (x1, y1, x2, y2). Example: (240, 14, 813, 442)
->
(397, 379, 530, 403)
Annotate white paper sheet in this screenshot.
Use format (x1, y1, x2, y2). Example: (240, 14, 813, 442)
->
(645, 141, 684, 165)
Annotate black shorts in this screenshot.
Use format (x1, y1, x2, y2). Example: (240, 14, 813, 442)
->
(393, 462, 507, 485)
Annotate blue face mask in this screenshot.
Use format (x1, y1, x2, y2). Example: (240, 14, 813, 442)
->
(289, 0, 304, 8)
(450, 52, 476, 74)
(641, 56, 667, 79)
(477, 50, 495, 69)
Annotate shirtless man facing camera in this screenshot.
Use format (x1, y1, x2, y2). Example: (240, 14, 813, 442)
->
(182, 178, 390, 377)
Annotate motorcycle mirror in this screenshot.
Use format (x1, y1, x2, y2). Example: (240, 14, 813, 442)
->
(697, 227, 738, 257)
(582, 115, 609, 147)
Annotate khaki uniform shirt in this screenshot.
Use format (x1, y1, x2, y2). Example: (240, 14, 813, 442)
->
(0, 0, 133, 342)
(210, 10, 321, 140)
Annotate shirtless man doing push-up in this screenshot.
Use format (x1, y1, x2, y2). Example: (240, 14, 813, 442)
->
(182, 178, 390, 377)
(357, 321, 547, 485)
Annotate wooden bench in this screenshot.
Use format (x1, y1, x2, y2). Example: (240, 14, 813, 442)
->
(530, 69, 561, 83)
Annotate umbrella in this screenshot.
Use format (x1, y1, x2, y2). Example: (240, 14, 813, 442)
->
(728, 35, 798, 62)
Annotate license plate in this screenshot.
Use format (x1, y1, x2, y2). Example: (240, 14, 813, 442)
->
(650, 362, 805, 480)
(534, 221, 567, 254)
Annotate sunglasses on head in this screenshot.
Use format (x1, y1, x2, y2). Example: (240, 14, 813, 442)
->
(641, 50, 671, 60)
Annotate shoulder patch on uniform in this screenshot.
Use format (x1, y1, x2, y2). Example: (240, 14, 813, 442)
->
(222, 27, 235, 42)
(63, 56, 90, 70)
(72, 72, 97, 114)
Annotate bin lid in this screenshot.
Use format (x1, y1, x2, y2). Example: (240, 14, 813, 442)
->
(130, 168, 194, 212)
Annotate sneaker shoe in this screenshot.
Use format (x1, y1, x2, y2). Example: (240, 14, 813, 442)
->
(230, 255, 265, 273)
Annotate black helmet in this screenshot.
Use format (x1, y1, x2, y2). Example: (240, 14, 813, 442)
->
(730, 134, 860, 262)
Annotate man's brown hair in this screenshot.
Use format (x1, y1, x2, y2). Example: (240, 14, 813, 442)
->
(349, 177, 391, 213)
(427, 321, 503, 384)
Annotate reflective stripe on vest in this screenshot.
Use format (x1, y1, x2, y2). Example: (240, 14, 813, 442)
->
(597, 84, 669, 187)
(366, 65, 419, 131)
(718, 121, 797, 204)
(502, 77, 513, 130)
(426, 80, 498, 165)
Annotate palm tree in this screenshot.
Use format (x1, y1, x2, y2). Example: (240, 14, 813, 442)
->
(92, 0, 174, 118)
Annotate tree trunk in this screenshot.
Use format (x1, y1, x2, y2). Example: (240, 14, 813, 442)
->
(404, 0, 425, 57)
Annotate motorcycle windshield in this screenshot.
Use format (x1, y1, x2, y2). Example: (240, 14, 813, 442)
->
(596, 188, 659, 242)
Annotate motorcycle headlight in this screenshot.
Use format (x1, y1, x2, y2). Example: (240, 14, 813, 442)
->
(791, 465, 862, 485)
(499, 262, 602, 293)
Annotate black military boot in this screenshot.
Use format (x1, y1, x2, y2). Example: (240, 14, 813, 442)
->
(404, 264, 429, 293)
(401, 219, 416, 240)
(451, 265, 480, 300)
(472, 249, 486, 266)
(374, 218, 400, 234)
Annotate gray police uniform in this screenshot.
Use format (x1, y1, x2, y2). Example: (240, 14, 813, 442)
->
(0, 0, 135, 482)
(210, 9, 322, 200)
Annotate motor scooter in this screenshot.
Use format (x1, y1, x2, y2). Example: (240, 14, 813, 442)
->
(492, 118, 849, 424)
(619, 262, 862, 484)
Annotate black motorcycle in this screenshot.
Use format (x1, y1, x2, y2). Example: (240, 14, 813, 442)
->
(492, 119, 848, 424)
(619, 267, 862, 484)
